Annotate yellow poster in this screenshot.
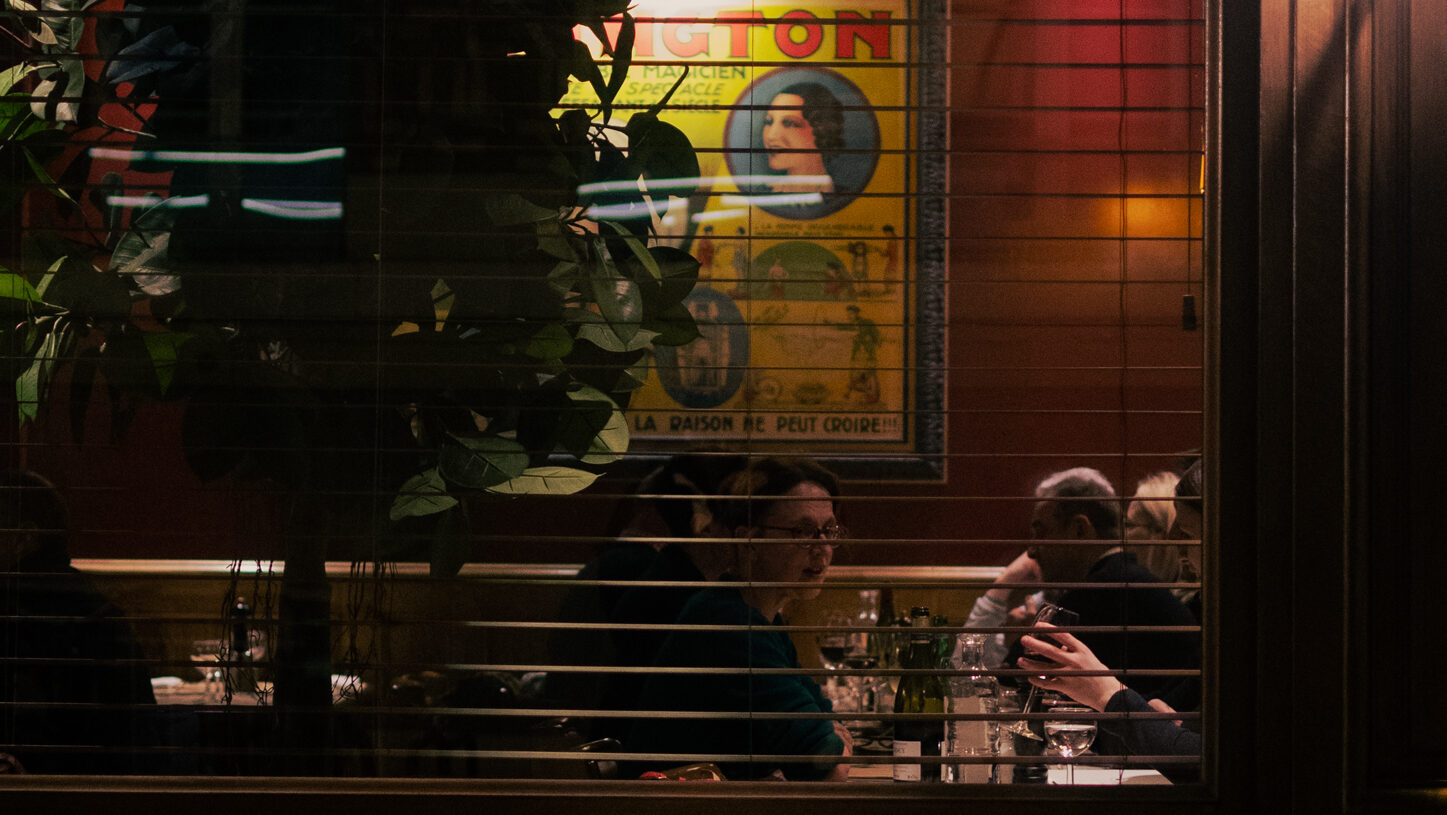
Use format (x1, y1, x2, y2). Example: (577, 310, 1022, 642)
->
(565, 3, 918, 447)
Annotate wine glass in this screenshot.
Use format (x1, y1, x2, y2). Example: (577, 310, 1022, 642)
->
(190, 639, 224, 703)
(816, 611, 853, 708)
(850, 588, 881, 657)
(840, 653, 880, 737)
(1044, 703, 1097, 784)
(817, 610, 852, 670)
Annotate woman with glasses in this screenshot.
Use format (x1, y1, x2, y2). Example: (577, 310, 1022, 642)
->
(625, 458, 853, 781)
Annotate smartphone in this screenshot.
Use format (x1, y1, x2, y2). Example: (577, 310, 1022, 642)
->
(1022, 602, 1079, 664)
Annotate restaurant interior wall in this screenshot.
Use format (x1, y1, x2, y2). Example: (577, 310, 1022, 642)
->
(10, 2, 1206, 574)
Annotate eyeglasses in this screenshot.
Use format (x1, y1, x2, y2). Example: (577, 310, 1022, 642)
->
(755, 522, 848, 545)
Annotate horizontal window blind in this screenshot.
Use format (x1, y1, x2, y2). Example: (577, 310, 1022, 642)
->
(0, 0, 1205, 800)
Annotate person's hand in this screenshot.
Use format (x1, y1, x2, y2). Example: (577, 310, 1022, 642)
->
(832, 720, 855, 755)
(986, 550, 1043, 606)
(1016, 625, 1125, 712)
(1006, 592, 1043, 626)
(823, 722, 854, 781)
(1147, 697, 1183, 727)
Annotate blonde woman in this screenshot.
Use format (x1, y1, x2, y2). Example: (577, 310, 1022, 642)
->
(1123, 471, 1181, 585)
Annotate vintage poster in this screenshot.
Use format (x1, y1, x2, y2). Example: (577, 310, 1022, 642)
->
(565, 3, 936, 458)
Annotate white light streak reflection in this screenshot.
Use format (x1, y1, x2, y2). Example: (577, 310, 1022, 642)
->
(240, 199, 344, 220)
(576, 174, 831, 195)
(88, 147, 346, 164)
(721, 192, 824, 207)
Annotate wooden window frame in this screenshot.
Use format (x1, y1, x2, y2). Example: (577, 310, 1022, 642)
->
(12, 2, 1442, 812)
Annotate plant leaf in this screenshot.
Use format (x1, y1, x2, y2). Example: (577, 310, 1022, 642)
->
(580, 405, 628, 464)
(601, 221, 660, 280)
(484, 191, 559, 225)
(557, 385, 615, 458)
(21, 146, 74, 204)
(545, 259, 581, 296)
(428, 503, 471, 578)
(633, 245, 700, 310)
(0, 271, 42, 307)
(142, 331, 191, 396)
(614, 353, 651, 391)
(0, 101, 49, 156)
(390, 468, 459, 521)
(645, 301, 702, 346)
(16, 321, 67, 426)
(570, 39, 609, 113)
(35, 255, 64, 300)
(112, 226, 179, 296)
(629, 116, 699, 200)
(437, 434, 529, 490)
(486, 465, 599, 495)
(29, 57, 84, 121)
(0, 63, 39, 96)
(525, 322, 573, 359)
(577, 321, 659, 353)
(601, 12, 634, 111)
(646, 64, 689, 116)
(589, 257, 641, 343)
(430, 278, 453, 329)
(537, 219, 580, 262)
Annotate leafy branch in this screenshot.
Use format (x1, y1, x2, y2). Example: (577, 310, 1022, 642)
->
(1, 2, 705, 575)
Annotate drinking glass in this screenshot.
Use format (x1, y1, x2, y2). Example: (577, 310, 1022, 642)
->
(190, 639, 224, 703)
(1044, 704, 1097, 784)
(816, 611, 853, 708)
(817, 610, 852, 670)
(1014, 603, 1081, 733)
(850, 588, 881, 657)
(840, 653, 881, 737)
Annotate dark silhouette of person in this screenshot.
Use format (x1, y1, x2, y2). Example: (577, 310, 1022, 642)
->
(0, 470, 157, 774)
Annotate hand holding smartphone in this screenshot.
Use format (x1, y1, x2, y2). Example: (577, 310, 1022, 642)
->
(1017, 602, 1082, 724)
(1022, 602, 1080, 666)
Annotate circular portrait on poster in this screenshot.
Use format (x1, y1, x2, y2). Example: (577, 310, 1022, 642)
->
(655, 287, 750, 409)
(724, 67, 879, 220)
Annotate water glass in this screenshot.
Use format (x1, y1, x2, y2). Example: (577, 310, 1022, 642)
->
(941, 743, 993, 783)
(1044, 703, 1097, 784)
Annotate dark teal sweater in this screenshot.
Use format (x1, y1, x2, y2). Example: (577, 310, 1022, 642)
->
(625, 586, 844, 780)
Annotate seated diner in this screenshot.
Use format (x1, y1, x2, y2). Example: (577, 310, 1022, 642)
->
(624, 457, 852, 781)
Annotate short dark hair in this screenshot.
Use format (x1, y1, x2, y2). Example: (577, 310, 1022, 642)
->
(711, 457, 840, 533)
(636, 451, 749, 539)
(0, 470, 69, 556)
(780, 82, 845, 155)
(1036, 467, 1120, 540)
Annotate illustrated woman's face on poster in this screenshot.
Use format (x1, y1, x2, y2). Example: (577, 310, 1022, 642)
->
(762, 93, 821, 175)
(724, 69, 877, 217)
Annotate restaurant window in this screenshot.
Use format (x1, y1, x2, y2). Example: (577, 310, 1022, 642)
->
(0, 0, 1209, 806)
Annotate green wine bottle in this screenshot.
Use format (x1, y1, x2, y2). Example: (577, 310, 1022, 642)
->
(892, 606, 946, 782)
